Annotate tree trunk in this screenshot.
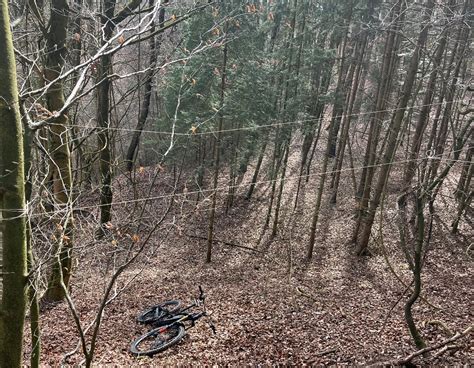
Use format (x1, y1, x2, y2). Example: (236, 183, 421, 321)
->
(353, 0, 405, 243)
(0, 2, 28, 364)
(271, 137, 290, 237)
(245, 139, 267, 200)
(125, 0, 168, 171)
(21, 106, 41, 368)
(43, 0, 74, 302)
(428, 17, 470, 182)
(330, 0, 378, 203)
(96, 0, 148, 226)
(97, 0, 115, 226)
(356, 0, 435, 254)
(206, 41, 228, 263)
(397, 4, 451, 264)
(330, 37, 367, 203)
(327, 0, 354, 159)
(404, 195, 427, 349)
(307, 113, 338, 260)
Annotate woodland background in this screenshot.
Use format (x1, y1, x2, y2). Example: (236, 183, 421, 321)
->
(0, 0, 472, 366)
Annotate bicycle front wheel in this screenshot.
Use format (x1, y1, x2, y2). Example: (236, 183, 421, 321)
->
(136, 300, 181, 324)
(130, 323, 186, 356)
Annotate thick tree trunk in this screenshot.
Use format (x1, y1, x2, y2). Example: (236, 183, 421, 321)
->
(0, 2, 28, 364)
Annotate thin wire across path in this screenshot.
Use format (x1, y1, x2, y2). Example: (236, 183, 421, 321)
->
(0, 152, 468, 218)
(66, 99, 466, 137)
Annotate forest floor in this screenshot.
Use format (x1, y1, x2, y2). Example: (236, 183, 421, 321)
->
(24, 145, 473, 366)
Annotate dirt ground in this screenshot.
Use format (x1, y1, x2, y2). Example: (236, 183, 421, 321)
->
(23, 152, 473, 366)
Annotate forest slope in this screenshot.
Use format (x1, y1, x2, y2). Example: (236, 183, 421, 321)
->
(25, 142, 473, 366)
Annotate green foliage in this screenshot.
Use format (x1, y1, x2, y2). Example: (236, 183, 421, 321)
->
(145, 2, 279, 170)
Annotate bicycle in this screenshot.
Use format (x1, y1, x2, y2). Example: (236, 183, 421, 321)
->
(130, 286, 216, 357)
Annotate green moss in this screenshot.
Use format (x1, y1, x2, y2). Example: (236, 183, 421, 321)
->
(0, 0, 28, 365)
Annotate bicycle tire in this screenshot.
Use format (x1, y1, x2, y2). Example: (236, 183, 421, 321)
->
(130, 323, 186, 356)
(136, 300, 181, 324)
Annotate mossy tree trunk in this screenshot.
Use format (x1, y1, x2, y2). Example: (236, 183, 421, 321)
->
(0, 0, 28, 364)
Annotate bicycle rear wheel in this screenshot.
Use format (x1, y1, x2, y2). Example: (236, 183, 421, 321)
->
(137, 300, 181, 324)
(130, 323, 186, 356)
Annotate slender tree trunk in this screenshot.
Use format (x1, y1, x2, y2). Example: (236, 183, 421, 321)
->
(428, 21, 470, 182)
(356, 0, 435, 254)
(206, 41, 227, 263)
(353, 0, 405, 243)
(294, 31, 332, 206)
(307, 113, 338, 260)
(0, 2, 28, 364)
(246, 139, 267, 200)
(327, 0, 353, 159)
(226, 121, 241, 212)
(330, 37, 367, 203)
(97, 0, 116, 227)
(43, 0, 74, 302)
(126, 0, 168, 171)
(27, 226, 40, 368)
(404, 195, 427, 349)
(330, 0, 378, 203)
(306, 9, 354, 257)
(259, 128, 284, 243)
(21, 107, 41, 368)
(397, 9, 450, 264)
(271, 137, 290, 237)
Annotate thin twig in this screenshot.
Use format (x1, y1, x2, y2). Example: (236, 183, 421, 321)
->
(373, 325, 472, 366)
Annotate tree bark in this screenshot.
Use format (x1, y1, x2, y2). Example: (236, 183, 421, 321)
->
(0, 1, 28, 364)
(207, 41, 228, 263)
(353, 0, 405, 243)
(356, 0, 435, 254)
(404, 195, 427, 349)
(245, 139, 267, 200)
(125, 0, 168, 171)
(97, 0, 116, 227)
(42, 0, 75, 302)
